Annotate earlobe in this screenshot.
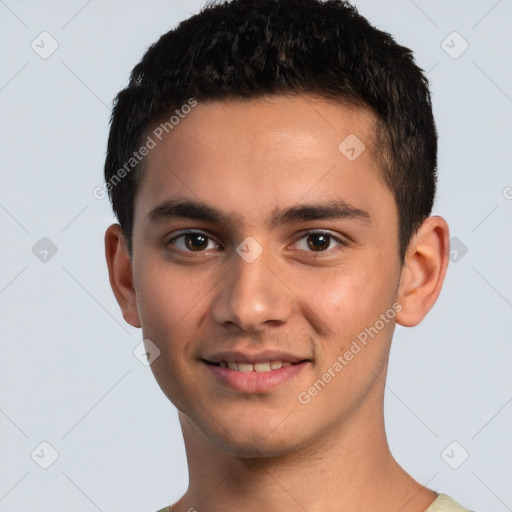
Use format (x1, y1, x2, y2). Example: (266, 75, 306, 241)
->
(104, 224, 141, 328)
(395, 216, 450, 327)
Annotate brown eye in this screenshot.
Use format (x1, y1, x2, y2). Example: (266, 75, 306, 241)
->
(185, 233, 208, 251)
(306, 233, 331, 251)
(168, 231, 218, 252)
(294, 231, 347, 254)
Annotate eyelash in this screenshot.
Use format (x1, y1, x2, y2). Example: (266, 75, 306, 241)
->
(166, 229, 348, 256)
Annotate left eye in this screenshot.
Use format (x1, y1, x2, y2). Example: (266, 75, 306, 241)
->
(168, 231, 219, 252)
(295, 232, 344, 252)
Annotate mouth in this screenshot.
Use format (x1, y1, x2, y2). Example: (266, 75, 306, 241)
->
(203, 358, 311, 393)
(205, 360, 300, 372)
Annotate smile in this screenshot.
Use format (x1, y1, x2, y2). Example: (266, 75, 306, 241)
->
(204, 360, 309, 393)
(211, 360, 294, 372)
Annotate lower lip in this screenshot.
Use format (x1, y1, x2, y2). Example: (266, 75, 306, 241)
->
(205, 361, 309, 393)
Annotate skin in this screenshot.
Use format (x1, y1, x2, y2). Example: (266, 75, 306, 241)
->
(105, 95, 450, 512)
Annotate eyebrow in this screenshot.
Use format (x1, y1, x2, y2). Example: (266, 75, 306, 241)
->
(146, 198, 371, 227)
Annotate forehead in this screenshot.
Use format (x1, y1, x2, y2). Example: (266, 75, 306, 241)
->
(144, 95, 378, 168)
(134, 95, 390, 228)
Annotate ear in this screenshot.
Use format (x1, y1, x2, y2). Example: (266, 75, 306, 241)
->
(395, 216, 450, 327)
(104, 223, 141, 328)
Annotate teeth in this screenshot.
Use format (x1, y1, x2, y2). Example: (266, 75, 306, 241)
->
(218, 360, 296, 372)
(253, 362, 271, 372)
(238, 363, 253, 372)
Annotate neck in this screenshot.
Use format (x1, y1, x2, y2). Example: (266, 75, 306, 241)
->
(171, 392, 437, 512)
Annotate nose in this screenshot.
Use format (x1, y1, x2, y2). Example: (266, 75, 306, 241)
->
(210, 246, 293, 333)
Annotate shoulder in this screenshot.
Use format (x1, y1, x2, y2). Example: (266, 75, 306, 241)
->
(425, 493, 478, 512)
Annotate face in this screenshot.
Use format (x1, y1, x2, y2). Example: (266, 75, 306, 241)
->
(129, 95, 404, 457)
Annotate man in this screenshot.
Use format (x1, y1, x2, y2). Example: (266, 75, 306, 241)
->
(103, 1, 476, 511)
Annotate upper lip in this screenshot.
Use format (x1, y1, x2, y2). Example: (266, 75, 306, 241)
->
(203, 350, 310, 364)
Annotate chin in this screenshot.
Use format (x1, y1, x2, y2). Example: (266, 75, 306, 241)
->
(188, 410, 308, 459)
(214, 432, 300, 459)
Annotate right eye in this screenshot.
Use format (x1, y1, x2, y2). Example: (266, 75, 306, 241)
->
(167, 230, 221, 253)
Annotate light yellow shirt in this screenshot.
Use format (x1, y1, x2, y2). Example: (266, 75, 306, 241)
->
(156, 493, 475, 512)
(425, 493, 473, 512)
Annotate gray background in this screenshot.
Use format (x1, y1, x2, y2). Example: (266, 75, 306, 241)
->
(1, 0, 511, 511)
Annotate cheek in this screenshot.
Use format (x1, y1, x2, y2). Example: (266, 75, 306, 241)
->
(293, 265, 397, 412)
(291, 258, 400, 385)
(134, 257, 209, 333)
(132, 265, 208, 390)
(133, 261, 209, 407)
(295, 262, 395, 335)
